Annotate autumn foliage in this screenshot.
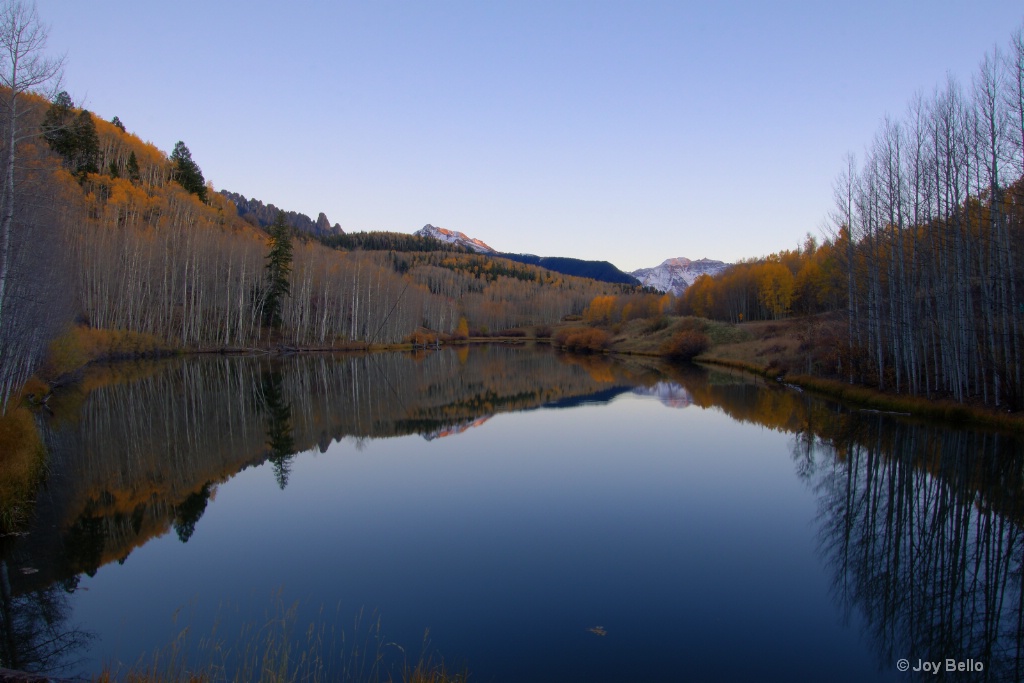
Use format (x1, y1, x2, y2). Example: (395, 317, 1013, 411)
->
(660, 330, 710, 361)
(552, 327, 612, 352)
(680, 237, 844, 323)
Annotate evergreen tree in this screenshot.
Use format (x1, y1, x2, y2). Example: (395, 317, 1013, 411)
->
(40, 95, 100, 180)
(40, 90, 75, 159)
(71, 110, 99, 178)
(263, 211, 293, 329)
(126, 151, 140, 184)
(170, 140, 207, 202)
(110, 115, 125, 132)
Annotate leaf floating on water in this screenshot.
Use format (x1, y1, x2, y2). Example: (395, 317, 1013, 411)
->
(587, 626, 607, 636)
(19, 567, 38, 575)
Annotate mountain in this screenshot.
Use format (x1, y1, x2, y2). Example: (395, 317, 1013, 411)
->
(414, 224, 641, 286)
(221, 190, 344, 237)
(500, 254, 640, 285)
(415, 224, 495, 253)
(630, 257, 729, 296)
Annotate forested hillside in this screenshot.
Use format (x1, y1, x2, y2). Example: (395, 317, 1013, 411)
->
(499, 253, 641, 285)
(0, 86, 641, 410)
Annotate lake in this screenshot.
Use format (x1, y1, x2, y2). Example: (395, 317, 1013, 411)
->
(1, 345, 1021, 682)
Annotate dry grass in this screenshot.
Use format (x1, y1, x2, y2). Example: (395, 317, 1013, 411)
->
(38, 325, 175, 384)
(92, 599, 469, 683)
(695, 314, 843, 376)
(0, 406, 47, 532)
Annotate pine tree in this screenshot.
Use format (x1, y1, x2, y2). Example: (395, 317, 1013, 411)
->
(71, 110, 99, 178)
(126, 151, 140, 184)
(110, 115, 125, 132)
(263, 211, 293, 329)
(40, 90, 75, 158)
(170, 140, 207, 202)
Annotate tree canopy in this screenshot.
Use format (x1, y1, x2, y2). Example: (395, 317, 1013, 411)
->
(170, 140, 207, 202)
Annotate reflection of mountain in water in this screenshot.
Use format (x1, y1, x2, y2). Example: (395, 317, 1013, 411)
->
(541, 386, 632, 409)
(421, 416, 492, 441)
(630, 381, 693, 408)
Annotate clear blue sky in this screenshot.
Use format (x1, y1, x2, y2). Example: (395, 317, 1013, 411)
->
(37, 0, 1024, 271)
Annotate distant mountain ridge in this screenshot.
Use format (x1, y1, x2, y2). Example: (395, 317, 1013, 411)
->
(630, 257, 730, 296)
(500, 254, 640, 285)
(415, 224, 495, 253)
(416, 224, 640, 285)
(221, 190, 344, 237)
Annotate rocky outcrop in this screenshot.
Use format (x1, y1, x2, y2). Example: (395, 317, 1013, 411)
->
(220, 190, 344, 237)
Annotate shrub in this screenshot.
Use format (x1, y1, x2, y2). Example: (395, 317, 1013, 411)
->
(552, 327, 574, 346)
(643, 317, 670, 334)
(660, 330, 709, 361)
(407, 330, 439, 347)
(554, 327, 612, 353)
(0, 407, 46, 532)
(534, 324, 553, 338)
(678, 316, 708, 333)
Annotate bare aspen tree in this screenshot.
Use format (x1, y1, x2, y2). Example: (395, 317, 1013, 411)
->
(0, 2, 63, 410)
(0, 1, 61, 328)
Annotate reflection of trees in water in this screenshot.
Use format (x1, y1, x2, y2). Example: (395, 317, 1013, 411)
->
(260, 370, 295, 490)
(9, 354, 1024, 676)
(796, 418, 1024, 681)
(0, 552, 91, 674)
(655, 364, 1024, 679)
(15, 347, 658, 587)
(173, 482, 212, 543)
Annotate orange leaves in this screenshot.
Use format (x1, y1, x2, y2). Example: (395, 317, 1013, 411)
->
(757, 261, 795, 320)
(584, 295, 616, 323)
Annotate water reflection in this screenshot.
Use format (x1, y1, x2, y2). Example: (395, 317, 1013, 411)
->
(0, 544, 91, 673)
(0, 349, 1021, 679)
(12, 347, 665, 587)
(800, 420, 1024, 681)
(687, 366, 1024, 679)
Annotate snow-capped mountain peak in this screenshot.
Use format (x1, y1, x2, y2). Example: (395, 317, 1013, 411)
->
(415, 224, 495, 254)
(630, 257, 729, 296)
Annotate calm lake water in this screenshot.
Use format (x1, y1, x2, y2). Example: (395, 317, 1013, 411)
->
(2, 345, 1022, 682)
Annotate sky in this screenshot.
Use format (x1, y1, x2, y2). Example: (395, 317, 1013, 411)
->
(36, 0, 1024, 271)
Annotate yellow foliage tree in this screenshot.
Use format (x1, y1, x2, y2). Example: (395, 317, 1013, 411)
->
(455, 316, 469, 339)
(757, 261, 794, 320)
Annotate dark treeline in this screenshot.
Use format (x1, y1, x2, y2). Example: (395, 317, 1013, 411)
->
(322, 230, 470, 254)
